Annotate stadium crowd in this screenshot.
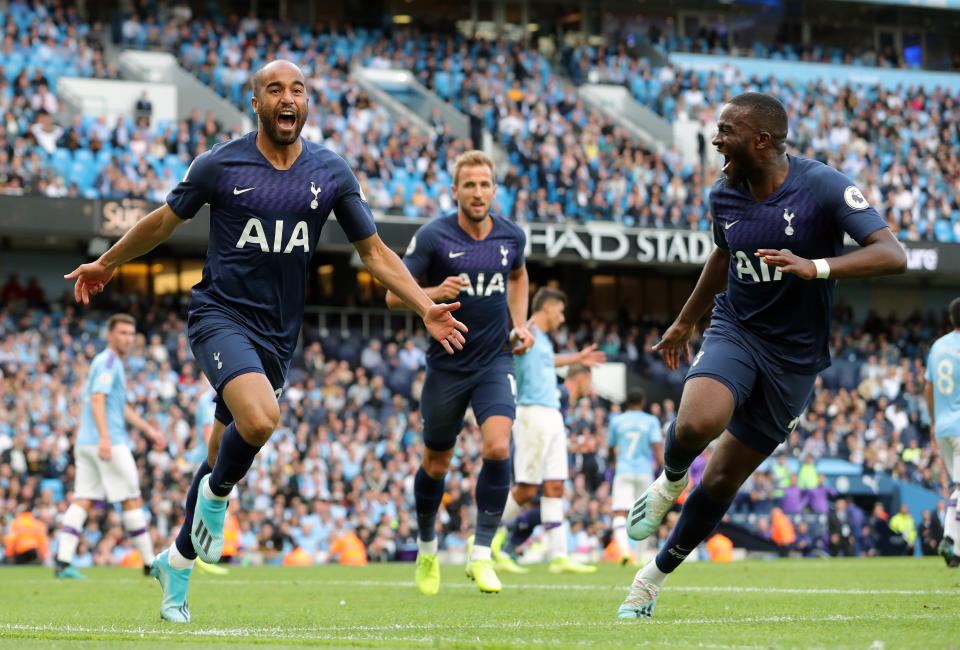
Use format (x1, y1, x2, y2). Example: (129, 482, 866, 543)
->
(0, 4, 955, 239)
(0, 276, 951, 567)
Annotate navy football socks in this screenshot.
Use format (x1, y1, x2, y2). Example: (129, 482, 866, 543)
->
(502, 507, 541, 556)
(663, 420, 707, 482)
(208, 423, 261, 497)
(655, 484, 732, 573)
(414, 467, 445, 542)
(175, 461, 211, 559)
(475, 458, 511, 547)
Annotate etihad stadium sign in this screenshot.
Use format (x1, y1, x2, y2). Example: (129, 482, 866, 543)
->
(523, 225, 715, 265)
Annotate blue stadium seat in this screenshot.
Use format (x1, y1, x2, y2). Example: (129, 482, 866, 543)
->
(933, 220, 953, 242)
(73, 149, 93, 165)
(39, 478, 64, 503)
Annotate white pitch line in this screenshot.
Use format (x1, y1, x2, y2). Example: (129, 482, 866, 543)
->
(0, 613, 949, 641)
(4, 577, 957, 596)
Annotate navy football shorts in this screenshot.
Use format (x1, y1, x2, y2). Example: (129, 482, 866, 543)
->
(189, 318, 289, 426)
(685, 327, 817, 455)
(420, 354, 517, 451)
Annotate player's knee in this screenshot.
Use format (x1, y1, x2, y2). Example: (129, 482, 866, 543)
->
(122, 497, 142, 510)
(423, 456, 451, 479)
(237, 409, 278, 446)
(541, 481, 564, 499)
(481, 438, 510, 460)
(515, 483, 540, 504)
(73, 499, 93, 513)
(676, 414, 723, 449)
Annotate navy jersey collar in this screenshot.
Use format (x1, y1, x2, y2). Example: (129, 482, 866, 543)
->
(727, 154, 798, 205)
(451, 211, 502, 242)
(247, 131, 307, 171)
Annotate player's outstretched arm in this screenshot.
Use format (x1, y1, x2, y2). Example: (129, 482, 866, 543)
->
(355, 233, 468, 354)
(556, 343, 607, 367)
(385, 276, 467, 309)
(124, 404, 166, 449)
(924, 381, 936, 444)
(90, 393, 112, 461)
(64, 204, 185, 304)
(507, 265, 534, 355)
(756, 228, 906, 280)
(653, 247, 730, 370)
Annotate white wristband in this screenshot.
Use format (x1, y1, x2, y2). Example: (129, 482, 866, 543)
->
(812, 258, 831, 279)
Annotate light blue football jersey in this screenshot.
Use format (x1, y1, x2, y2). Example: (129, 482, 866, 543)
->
(926, 331, 960, 439)
(608, 410, 662, 476)
(77, 349, 129, 447)
(514, 324, 560, 409)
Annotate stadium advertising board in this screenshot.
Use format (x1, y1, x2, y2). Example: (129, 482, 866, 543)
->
(0, 196, 949, 274)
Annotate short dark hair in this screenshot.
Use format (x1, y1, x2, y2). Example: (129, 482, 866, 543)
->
(252, 59, 303, 98)
(532, 287, 567, 313)
(107, 313, 135, 331)
(950, 297, 960, 328)
(626, 388, 646, 409)
(728, 92, 788, 153)
(566, 363, 590, 380)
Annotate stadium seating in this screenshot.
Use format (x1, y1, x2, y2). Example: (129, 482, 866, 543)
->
(0, 285, 948, 566)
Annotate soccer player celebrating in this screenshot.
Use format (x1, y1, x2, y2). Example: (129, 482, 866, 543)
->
(925, 297, 960, 567)
(65, 60, 467, 622)
(617, 92, 906, 619)
(497, 287, 603, 574)
(54, 314, 166, 579)
(608, 389, 663, 565)
(385, 150, 531, 595)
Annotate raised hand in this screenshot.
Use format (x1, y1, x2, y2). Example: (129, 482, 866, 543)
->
(511, 323, 534, 356)
(652, 321, 696, 371)
(436, 276, 468, 302)
(423, 301, 468, 355)
(578, 343, 607, 367)
(64, 260, 116, 304)
(755, 249, 816, 280)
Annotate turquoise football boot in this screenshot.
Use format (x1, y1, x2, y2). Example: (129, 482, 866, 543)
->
(617, 577, 659, 619)
(152, 549, 192, 623)
(191, 475, 227, 563)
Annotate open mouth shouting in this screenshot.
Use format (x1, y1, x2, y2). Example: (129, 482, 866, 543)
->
(277, 107, 297, 132)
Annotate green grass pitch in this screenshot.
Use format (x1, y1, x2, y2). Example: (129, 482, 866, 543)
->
(1, 558, 958, 648)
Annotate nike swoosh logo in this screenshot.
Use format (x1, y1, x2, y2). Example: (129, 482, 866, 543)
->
(448, 251, 466, 258)
(724, 220, 741, 230)
(233, 187, 256, 195)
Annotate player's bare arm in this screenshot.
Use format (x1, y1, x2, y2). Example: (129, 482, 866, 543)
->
(756, 227, 906, 280)
(124, 404, 166, 449)
(64, 204, 186, 304)
(507, 265, 533, 355)
(556, 343, 606, 367)
(654, 247, 731, 370)
(354, 232, 467, 354)
(652, 441, 664, 467)
(90, 392, 111, 461)
(924, 381, 939, 457)
(385, 276, 468, 307)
